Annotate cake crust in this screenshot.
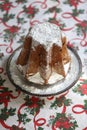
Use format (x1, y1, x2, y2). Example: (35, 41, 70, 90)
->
(16, 22, 71, 84)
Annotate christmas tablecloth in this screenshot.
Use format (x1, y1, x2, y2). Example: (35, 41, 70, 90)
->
(0, 0, 87, 130)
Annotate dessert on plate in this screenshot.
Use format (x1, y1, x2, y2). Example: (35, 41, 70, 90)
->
(16, 22, 71, 85)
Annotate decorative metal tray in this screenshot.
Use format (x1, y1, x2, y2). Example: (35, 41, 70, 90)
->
(6, 46, 82, 96)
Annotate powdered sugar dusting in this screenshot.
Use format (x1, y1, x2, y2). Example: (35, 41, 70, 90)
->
(29, 22, 62, 50)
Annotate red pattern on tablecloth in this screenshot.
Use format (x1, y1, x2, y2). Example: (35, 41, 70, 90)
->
(0, 0, 87, 130)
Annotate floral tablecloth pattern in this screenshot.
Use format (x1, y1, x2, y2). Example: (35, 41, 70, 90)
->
(0, 0, 87, 130)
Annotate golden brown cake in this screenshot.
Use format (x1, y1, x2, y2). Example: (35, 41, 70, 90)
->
(16, 22, 70, 84)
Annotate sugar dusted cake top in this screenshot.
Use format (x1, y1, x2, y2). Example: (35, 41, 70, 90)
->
(29, 22, 62, 49)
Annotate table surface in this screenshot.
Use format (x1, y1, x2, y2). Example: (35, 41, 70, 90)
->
(0, 0, 87, 130)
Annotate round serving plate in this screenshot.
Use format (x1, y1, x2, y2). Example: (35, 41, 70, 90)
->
(6, 46, 82, 97)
